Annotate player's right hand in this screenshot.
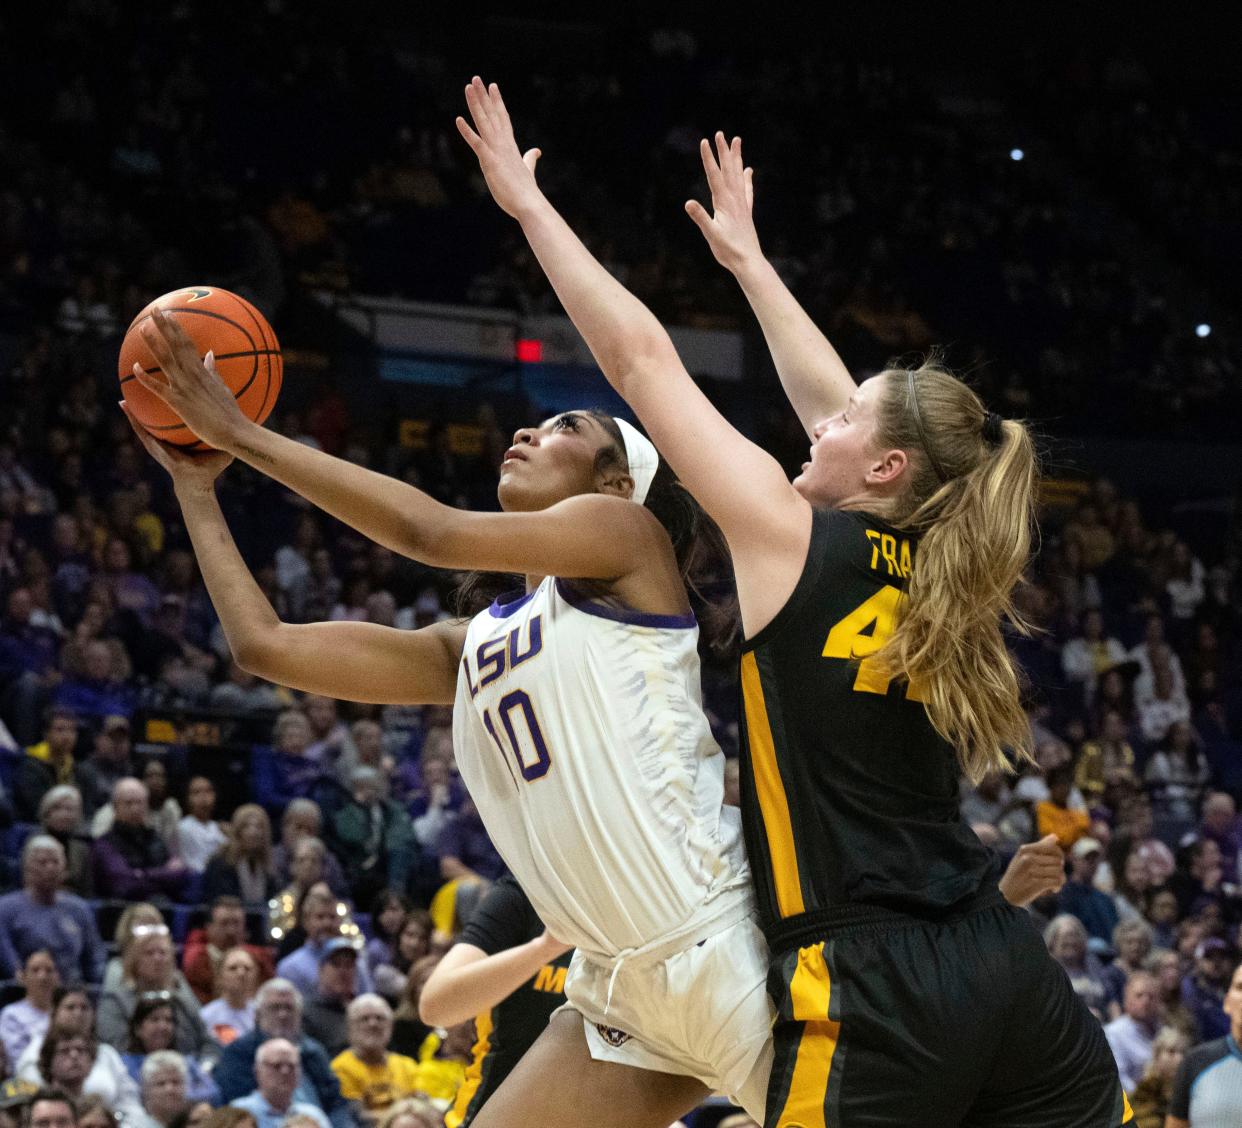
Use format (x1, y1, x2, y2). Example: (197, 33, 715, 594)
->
(456, 76, 543, 221)
(122, 401, 233, 492)
(685, 133, 763, 274)
(998, 834, 1066, 907)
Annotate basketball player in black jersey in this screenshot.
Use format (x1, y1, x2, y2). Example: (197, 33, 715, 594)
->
(460, 79, 1130, 1127)
(420, 876, 573, 1128)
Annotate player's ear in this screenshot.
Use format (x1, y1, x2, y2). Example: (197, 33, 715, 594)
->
(596, 469, 635, 500)
(865, 448, 909, 488)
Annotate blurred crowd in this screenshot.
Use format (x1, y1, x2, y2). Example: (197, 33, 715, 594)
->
(0, 5, 1240, 1128)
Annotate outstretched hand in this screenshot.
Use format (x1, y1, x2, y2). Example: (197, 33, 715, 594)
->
(685, 133, 762, 274)
(455, 76, 543, 219)
(121, 402, 233, 493)
(129, 307, 250, 450)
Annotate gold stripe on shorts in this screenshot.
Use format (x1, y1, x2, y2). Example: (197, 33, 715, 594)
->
(776, 942, 840, 1128)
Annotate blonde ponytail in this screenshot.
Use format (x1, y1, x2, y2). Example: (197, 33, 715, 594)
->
(871, 361, 1039, 783)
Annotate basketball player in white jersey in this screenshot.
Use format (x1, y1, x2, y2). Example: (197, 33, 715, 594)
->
(122, 316, 775, 1127)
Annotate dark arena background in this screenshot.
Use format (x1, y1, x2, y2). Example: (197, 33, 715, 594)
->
(0, 5, 1239, 1128)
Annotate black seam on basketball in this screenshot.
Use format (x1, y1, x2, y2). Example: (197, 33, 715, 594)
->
(128, 307, 260, 351)
(119, 350, 280, 385)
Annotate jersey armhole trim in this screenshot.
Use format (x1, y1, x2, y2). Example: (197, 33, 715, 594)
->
(741, 508, 834, 653)
(553, 578, 696, 629)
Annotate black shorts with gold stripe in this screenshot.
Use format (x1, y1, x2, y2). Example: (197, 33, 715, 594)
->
(763, 891, 1133, 1128)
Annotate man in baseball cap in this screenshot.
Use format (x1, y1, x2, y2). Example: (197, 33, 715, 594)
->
(301, 938, 362, 1059)
(1057, 836, 1118, 952)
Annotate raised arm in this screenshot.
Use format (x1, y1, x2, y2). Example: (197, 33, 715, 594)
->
(131, 311, 675, 589)
(685, 133, 855, 438)
(123, 411, 464, 704)
(456, 78, 811, 632)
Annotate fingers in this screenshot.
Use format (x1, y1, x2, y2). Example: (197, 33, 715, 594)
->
(745, 166, 754, 208)
(684, 199, 713, 235)
(133, 362, 172, 403)
(455, 116, 483, 151)
(522, 148, 541, 174)
(699, 138, 723, 196)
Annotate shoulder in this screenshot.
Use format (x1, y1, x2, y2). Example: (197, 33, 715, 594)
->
(1181, 1037, 1233, 1080)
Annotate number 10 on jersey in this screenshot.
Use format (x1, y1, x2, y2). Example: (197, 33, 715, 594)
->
(483, 690, 553, 782)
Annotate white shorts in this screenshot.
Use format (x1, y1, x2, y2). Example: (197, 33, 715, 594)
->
(560, 914, 774, 1122)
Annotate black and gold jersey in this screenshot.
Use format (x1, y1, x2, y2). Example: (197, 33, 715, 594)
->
(445, 876, 573, 1128)
(738, 507, 997, 937)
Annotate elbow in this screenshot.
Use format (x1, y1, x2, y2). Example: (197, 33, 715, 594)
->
(232, 631, 279, 677)
(417, 984, 449, 1028)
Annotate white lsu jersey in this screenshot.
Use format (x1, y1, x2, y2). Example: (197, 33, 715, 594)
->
(453, 577, 752, 960)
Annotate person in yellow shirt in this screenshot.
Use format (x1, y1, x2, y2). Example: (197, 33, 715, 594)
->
(1036, 764, 1092, 850)
(331, 994, 421, 1116)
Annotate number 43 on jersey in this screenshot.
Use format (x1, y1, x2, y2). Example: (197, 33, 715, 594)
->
(822, 585, 926, 702)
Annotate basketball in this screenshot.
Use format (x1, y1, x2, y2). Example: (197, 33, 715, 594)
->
(118, 285, 283, 450)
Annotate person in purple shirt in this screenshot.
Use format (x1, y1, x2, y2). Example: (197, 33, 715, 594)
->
(0, 834, 105, 982)
(91, 778, 189, 902)
(53, 639, 135, 721)
(435, 797, 505, 883)
(1200, 792, 1242, 883)
(275, 889, 374, 999)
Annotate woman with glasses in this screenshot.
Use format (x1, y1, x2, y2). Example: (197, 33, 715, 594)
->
(28, 1021, 145, 1123)
(122, 992, 220, 1104)
(97, 925, 218, 1063)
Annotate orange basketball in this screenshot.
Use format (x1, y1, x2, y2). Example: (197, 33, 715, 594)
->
(118, 285, 283, 450)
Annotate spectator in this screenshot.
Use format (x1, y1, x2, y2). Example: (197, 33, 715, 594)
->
(1198, 792, 1242, 884)
(1044, 914, 1109, 1020)
(1127, 1027, 1190, 1128)
(183, 897, 275, 1005)
(96, 925, 216, 1062)
(329, 768, 416, 907)
(330, 994, 419, 1115)
(230, 1039, 329, 1128)
(214, 979, 352, 1128)
(53, 641, 133, 722)
(91, 778, 188, 901)
(1102, 919, 1154, 1019)
(202, 806, 280, 910)
(135, 1051, 191, 1128)
(91, 761, 182, 858)
(75, 718, 135, 817)
(1130, 615, 1186, 702)
(1136, 664, 1192, 746)
(303, 698, 353, 766)
(122, 996, 218, 1105)
(201, 948, 261, 1047)
(1057, 837, 1120, 949)
(390, 958, 439, 1061)
(407, 749, 463, 850)
(0, 836, 104, 982)
(302, 940, 362, 1059)
(267, 711, 326, 809)
(1181, 938, 1236, 1044)
(1074, 711, 1138, 804)
(1146, 723, 1212, 834)
(37, 786, 93, 897)
(374, 1100, 438, 1128)
(1167, 959, 1242, 1127)
(1169, 838, 1226, 919)
(1061, 609, 1126, 703)
(272, 802, 348, 897)
(1166, 542, 1206, 625)
(31, 1025, 143, 1122)
(334, 719, 391, 788)
(0, 588, 62, 745)
(177, 777, 227, 875)
(25, 1091, 77, 1128)
(275, 887, 369, 994)
(1104, 971, 1161, 1093)
(0, 949, 59, 1067)
(1109, 845, 1153, 923)
(1145, 888, 1182, 951)
(1034, 765, 1090, 850)
(74, 1096, 117, 1128)
(377, 915, 433, 1006)
(434, 798, 504, 884)
(104, 905, 166, 991)
(14, 709, 83, 822)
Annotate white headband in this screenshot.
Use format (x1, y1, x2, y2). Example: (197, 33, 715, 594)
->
(613, 417, 659, 505)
